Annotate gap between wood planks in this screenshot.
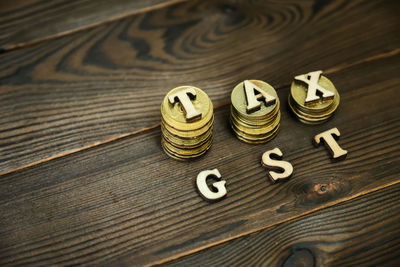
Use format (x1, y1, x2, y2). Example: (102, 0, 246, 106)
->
(0, 0, 190, 53)
(1, 47, 399, 177)
(151, 179, 400, 266)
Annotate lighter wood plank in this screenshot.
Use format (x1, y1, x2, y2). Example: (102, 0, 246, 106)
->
(166, 183, 400, 267)
(0, 53, 399, 266)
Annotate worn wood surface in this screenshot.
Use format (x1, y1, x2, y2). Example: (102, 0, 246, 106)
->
(0, 0, 186, 51)
(1, 0, 399, 175)
(167, 183, 400, 267)
(0, 52, 399, 266)
(0, 0, 399, 266)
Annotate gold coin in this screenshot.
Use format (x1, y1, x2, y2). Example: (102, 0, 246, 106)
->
(234, 130, 279, 144)
(160, 86, 214, 160)
(163, 138, 212, 156)
(289, 73, 340, 124)
(161, 136, 212, 159)
(288, 95, 339, 122)
(161, 115, 214, 138)
(161, 145, 210, 160)
(289, 108, 331, 123)
(161, 125, 213, 148)
(297, 117, 329, 125)
(231, 101, 280, 127)
(161, 86, 213, 131)
(288, 95, 339, 117)
(293, 91, 339, 115)
(231, 112, 281, 135)
(231, 123, 280, 144)
(231, 80, 278, 120)
(290, 75, 338, 112)
(231, 118, 279, 138)
(162, 136, 212, 152)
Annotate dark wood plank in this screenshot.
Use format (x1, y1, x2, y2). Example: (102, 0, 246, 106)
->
(0, 0, 399, 175)
(166, 183, 400, 267)
(0, 0, 187, 51)
(0, 51, 399, 266)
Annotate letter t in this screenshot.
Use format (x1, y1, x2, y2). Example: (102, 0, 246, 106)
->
(168, 88, 202, 122)
(313, 127, 348, 160)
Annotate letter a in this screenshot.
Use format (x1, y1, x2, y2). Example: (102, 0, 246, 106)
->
(244, 80, 276, 113)
(294, 70, 334, 105)
(261, 148, 293, 183)
(196, 169, 227, 201)
(168, 87, 202, 122)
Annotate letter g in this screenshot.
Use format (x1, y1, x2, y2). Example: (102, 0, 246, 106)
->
(196, 169, 227, 201)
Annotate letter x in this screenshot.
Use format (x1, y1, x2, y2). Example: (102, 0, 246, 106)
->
(295, 70, 334, 105)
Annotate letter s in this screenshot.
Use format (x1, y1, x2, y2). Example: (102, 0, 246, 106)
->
(261, 148, 293, 183)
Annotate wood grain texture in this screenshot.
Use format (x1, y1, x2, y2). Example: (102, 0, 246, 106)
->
(167, 183, 400, 267)
(0, 0, 187, 51)
(0, 52, 399, 266)
(1, 0, 399, 175)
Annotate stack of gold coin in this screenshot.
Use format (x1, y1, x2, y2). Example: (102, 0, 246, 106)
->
(230, 80, 281, 144)
(289, 70, 340, 124)
(161, 86, 214, 160)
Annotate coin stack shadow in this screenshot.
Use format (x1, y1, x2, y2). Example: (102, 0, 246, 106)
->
(161, 87, 214, 160)
(288, 75, 340, 124)
(230, 80, 281, 144)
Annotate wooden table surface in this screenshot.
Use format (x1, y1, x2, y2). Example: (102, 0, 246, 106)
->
(0, 0, 399, 266)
